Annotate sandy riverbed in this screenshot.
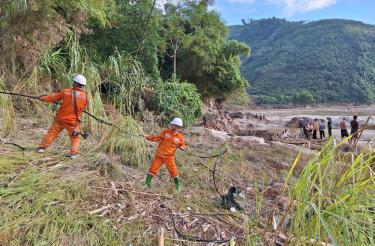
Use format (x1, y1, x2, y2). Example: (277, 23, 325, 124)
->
(250, 105, 375, 146)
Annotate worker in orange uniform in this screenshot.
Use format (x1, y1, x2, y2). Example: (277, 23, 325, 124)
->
(37, 75, 89, 158)
(144, 118, 186, 191)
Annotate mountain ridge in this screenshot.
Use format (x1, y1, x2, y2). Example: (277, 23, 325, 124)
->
(228, 18, 375, 105)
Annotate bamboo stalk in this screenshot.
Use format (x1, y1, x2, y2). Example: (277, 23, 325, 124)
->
(354, 116, 371, 145)
(158, 227, 165, 246)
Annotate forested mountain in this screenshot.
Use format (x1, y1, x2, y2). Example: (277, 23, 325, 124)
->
(229, 18, 375, 105)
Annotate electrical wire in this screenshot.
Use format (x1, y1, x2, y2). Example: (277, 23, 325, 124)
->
(0, 91, 144, 137)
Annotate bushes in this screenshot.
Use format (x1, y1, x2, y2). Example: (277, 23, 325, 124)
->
(292, 90, 315, 105)
(153, 79, 202, 126)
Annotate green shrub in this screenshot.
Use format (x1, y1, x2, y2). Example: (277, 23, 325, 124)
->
(153, 79, 202, 126)
(255, 95, 279, 105)
(292, 90, 315, 105)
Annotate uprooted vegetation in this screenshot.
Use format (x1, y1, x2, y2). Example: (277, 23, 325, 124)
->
(1, 110, 374, 245)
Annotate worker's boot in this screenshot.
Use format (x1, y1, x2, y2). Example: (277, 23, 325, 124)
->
(66, 153, 79, 159)
(174, 177, 181, 192)
(144, 174, 153, 188)
(37, 147, 45, 153)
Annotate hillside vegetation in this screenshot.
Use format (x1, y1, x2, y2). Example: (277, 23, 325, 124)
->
(0, 0, 249, 126)
(1, 2, 375, 245)
(229, 18, 375, 105)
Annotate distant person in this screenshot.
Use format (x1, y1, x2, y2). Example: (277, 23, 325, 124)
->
(327, 117, 333, 137)
(312, 119, 319, 139)
(349, 115, 360, 144)
(303, 121, 310, 139)
(305, 121, 313, 140)
(298, 119, 304, 138)
(340, 117, 349, 139)
(281, 128, 289, 139)
(319, 120, 326, 139)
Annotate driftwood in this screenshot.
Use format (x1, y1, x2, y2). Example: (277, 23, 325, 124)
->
(279, 139, 326, 145)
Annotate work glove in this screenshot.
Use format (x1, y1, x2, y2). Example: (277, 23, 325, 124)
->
(38, 95, 46, 101)
(72, 129, 80, 137)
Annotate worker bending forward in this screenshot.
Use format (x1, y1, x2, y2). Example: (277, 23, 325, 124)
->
(37, 75, 89, 158)
(144, 118, 186, 191)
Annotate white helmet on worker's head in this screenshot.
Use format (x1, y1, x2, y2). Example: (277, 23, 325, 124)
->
(73, 74, 87, 86)
(170, 117, 183, 127)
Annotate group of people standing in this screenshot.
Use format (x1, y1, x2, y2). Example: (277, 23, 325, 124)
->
(299, 115, 360, 143)
(339, 115, 360, 144)
(299, 118, 330, 140)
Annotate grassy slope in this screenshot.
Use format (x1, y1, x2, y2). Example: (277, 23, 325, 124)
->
(2, 114, 374, 245)
(0, 116, 306, 245)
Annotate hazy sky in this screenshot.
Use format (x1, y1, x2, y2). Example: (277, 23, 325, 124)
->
(212, 0, 375, 25)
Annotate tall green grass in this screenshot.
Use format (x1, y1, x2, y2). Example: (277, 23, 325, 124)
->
(0, 79, 16, 137)
(285, 139, 375, 245)
(98, 116, 149, 168)
(105, 52, 147, 115)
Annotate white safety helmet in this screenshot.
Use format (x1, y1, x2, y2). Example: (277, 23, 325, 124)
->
(73, 74, 87, 86)
(170, 117, 183, 127)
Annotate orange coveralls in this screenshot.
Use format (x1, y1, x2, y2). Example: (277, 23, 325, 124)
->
(39, 88, 89, 154)
(146, 129, 186, 178)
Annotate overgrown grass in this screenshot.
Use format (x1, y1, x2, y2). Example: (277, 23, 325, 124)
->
(286, 139, 375, 245)
(105, 52, 147, 115)
(98, 116, 150, 169)
(0, 153, 151, 246)
(0, 79, 16, 137)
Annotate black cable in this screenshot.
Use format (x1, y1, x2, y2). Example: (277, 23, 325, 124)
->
(0, 91, 144, 137)
(3, 142, 26, 151)
(186, 147, 228, 159)
(185, 147, 228, 197)
(137, 0, 157, 53)
(213, 152, 225, 198)
(0, 91, 39, 100)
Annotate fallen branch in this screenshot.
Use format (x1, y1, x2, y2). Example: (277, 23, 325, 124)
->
(110, 181, 119, 197)
(88, 205, 111, 215)
(90, 186, 172, 199)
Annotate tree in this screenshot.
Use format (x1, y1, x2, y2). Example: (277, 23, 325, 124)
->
(166, 1, 250, 99)
(81, 0, 164, 80)
(163, 2, 187, 77)
(293, 90, 315, 106)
